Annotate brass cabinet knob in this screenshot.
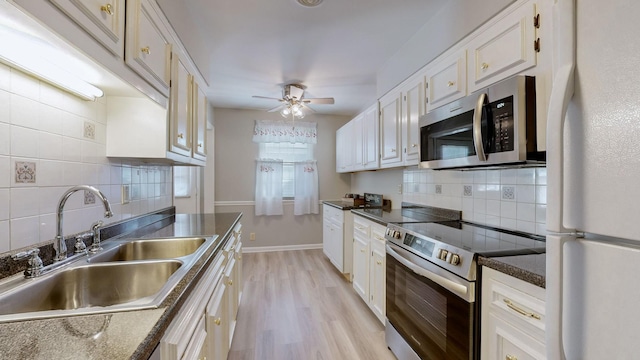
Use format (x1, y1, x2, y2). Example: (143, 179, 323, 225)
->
(228, 279, 233, 286)
(177, 133, 184, 139)
(141, 46, 151, 55)
(360, 249, 365, 253)
(481, 62, 489, 70)
(411, 143, 418, 148)
(376, 260, 383, 265)
(506, 355, 517, 360)
(100, 3, 113, 15)
(447, 81, 455, 87)
(214, 317, 221, 326)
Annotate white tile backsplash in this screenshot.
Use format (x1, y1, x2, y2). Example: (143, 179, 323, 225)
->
(0, 70, 174, 252)
(404, 166, 547, 235)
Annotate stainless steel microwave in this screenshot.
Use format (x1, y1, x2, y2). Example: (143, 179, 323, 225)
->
(419, 75, 545, 170)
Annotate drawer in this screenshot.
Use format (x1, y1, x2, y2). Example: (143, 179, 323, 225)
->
(371, 223, 387, 243)
(323, 205, 344, 223)
(353, 216, 371, 237)
(487, 312, 546, 360)
(427, 49, 467, 111)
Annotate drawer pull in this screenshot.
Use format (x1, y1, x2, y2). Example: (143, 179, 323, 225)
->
(214, 317, 221, 326)
(198, 143, 203, 148)
(506, 355, 518, 360)
(481, 62, 489, 70)
(141, 46, 151, 55)
(177, 133, 184, 139)
(504, 299, 541, 320)
(376, 260, 383, 265)
(360, 249, 366, 253)
(228, 279, 233, 286)
(447, 81, 455, 87)
(374, 236, 385, 241)
(100, 4, 113, 15)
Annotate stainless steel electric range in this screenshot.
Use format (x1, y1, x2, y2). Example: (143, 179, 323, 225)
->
(384, 219, 546, 360)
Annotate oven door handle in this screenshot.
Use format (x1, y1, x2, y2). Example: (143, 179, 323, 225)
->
(386, 244, 474, 302)
(473, 92, 488, 162)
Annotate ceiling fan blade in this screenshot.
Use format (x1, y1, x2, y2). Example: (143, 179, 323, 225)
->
(267, 104, 285, 112)
(301, 103, 316, 112)
(252, 95, 284, 101)
(303, 97, 335, 105)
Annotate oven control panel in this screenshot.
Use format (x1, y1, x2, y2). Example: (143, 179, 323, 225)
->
(385, 223, 475, 280)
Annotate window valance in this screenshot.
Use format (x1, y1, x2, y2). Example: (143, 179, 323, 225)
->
(252, 120, 317, 144)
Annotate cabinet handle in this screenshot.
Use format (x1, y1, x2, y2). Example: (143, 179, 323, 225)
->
(238, 255, 242, 260)
(100, 3, 113, 15)
(214, 317, 221, 326)
(447, 81, 455, 87)
(506, 355, 518, 360)
(376, 260, 383, 265)
(177, 133, 184, 139)
(481, 62, 489, 70)
(391, 149, 396, 152)
(360, 249, 366, 253)
(141, 46, 151, 55)
(228, 279, 233, 286)
(374, 236, 385, 241)
(411, 143, 418, 148)
(503, 299, 541, 320)
(198, 143, 203, 148)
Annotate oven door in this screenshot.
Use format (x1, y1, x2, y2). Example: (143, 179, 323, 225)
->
(386, 243, 476, 360)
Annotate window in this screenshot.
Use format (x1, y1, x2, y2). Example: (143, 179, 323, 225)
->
(259, 142, 315, 198)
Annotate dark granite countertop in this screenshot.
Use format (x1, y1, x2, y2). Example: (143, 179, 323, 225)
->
(0, 212, 242, 360)
(478, 253, 546, 288)
(322, 200, 368, 210)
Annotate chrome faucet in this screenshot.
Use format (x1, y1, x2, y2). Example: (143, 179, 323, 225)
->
(55, 185, 113, 262)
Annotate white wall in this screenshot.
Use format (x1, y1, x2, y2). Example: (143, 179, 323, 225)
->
(377, 0, 515, 97)
(213, 107, 351, 248)
(0, 64, 173, 253)
(403, 167, 547, 235)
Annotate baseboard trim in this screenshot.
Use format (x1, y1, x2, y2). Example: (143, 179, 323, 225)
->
(242, 244, 322, 253)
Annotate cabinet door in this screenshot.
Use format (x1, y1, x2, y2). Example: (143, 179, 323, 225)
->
(362, 103, 380, 170)
(181, 315, 207, 360)
(427, 49, 467, 111)
(379, 91, 402, 167)
(125, 0, 171, 95)
(370, 238, 386, 324)
(336, 122, 354, 173)
(352, 234, 370, 302)
(235, 241, 243, 303)
(169, 52, 193, 157)
(485, 313, 546, 360)
(322, 216, 332, 259)
(206, 281, 229, 360)
(401, 74, 425, 165)
(467, 2, 537, 93)
(224, 256, 238, 346)
(192, 81, 207, 161)
(50, 0, 125, 57)
(352, 113, 364, 171)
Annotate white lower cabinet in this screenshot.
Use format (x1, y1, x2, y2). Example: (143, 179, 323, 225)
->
(481, 266, 546, 360)
(352, 215, 386, 324)
(161, 222, 243, 360)
(322, 205, 354, 277)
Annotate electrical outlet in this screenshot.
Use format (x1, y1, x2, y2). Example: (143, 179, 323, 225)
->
(250, 232, 256, 241)
(121, 184, 131, 204)
(397, 184, 403, 194)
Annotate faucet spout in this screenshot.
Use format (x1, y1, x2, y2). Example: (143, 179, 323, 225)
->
(55, 185, 113, 262)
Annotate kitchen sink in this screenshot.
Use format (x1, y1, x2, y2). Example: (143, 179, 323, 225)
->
(0, 260, 181, 316)
(89, 237, 207, 262)
(0, 234, 219, 323)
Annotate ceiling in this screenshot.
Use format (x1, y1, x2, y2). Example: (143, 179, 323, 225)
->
(176, 0, 448, 116)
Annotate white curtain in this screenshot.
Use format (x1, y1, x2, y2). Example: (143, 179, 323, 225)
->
(255, 159, 283, 216)
(294, 160, 319, 215)
(253, 120, 317, 144)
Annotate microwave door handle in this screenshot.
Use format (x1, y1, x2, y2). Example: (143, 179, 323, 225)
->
(473, 93, 488, 161)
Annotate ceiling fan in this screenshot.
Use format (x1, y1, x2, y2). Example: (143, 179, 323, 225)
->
(252, 84, 335, 119)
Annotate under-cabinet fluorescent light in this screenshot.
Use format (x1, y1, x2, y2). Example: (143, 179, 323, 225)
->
(0, 25, 104, 101)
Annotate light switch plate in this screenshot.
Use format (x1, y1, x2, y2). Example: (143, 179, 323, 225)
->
(121, 184, 131, 204)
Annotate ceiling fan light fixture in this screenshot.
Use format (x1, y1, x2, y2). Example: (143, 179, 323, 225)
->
(296, 0, 323, 8)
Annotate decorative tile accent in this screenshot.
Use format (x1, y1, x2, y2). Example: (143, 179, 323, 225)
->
(435, 184, 442, 194)
(84, 191, 95, 205)
(83, 121, 95, 140)
(502, 185, 516, 200)
(463, 185, 473, 197)
(15, 161, 36, 183)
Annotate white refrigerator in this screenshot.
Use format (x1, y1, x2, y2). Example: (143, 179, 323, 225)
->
(546, 0, 640, 359)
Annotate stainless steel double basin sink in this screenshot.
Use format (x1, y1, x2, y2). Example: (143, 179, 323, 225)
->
(0, 236, 218, 323)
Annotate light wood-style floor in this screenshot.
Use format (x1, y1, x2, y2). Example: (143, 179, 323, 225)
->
(228, 249, 397, 360)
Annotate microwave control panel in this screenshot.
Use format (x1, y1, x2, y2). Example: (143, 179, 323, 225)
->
(489, 95, 515, 153)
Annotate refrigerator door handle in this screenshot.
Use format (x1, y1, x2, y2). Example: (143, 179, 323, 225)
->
(473, 92, 488, 162)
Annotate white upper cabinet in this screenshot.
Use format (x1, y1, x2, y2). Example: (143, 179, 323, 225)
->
(336, 121, 354, 173)
(379, 91, 402, 168)
(362, 103, 380, 170)
(192, 81, 208, 161)
(426, 49, 467, 111)
(352, 113, 365, 172)
(400, 72, 426, 166)
(169, 51, 193, 158)
(467, 2, 538, 93)
(126, 0, 172, 95)
(49, 0, 125, 57)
